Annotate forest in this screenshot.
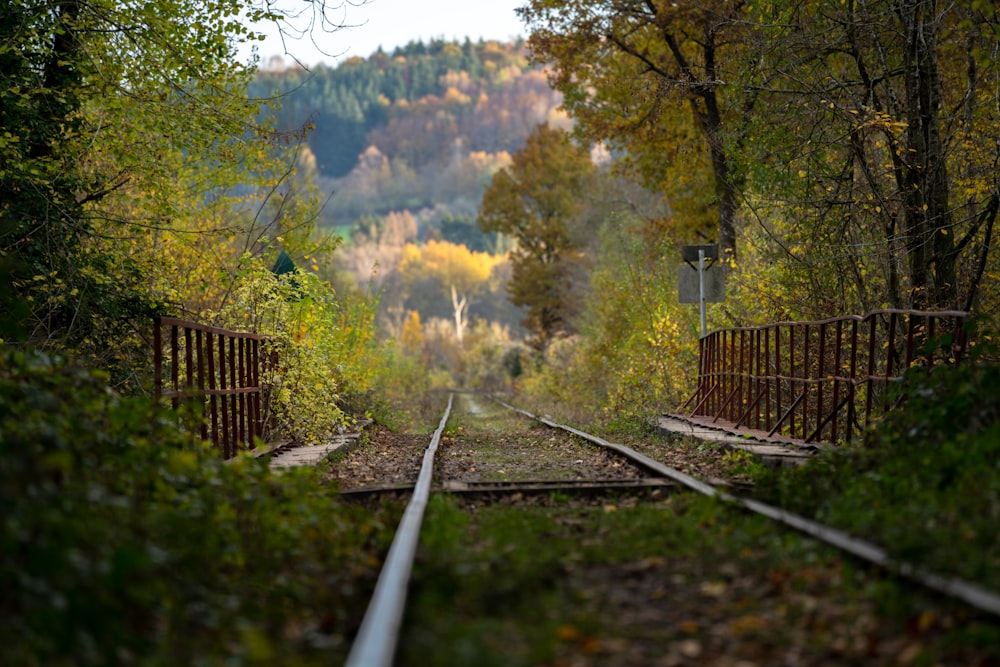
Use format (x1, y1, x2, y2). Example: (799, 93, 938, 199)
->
(2, 0, 999, 663)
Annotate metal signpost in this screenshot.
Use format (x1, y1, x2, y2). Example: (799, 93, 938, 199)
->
(678, 244, 724, 338)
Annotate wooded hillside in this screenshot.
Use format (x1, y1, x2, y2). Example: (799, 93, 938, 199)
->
(248, 39, 574, 343)
(251, 40, 566, 230)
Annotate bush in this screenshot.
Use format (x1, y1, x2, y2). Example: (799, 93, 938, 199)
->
(0, 349, 393, 665)
(751, 351, 1000, 589)
(214, 261, 381, 444)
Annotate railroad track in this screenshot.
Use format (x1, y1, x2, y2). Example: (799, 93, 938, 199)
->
(343, 392, 1000, 667)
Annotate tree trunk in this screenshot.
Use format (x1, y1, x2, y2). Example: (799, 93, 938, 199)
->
(897, 0, 957, 309)
(451, 284, 467, 346)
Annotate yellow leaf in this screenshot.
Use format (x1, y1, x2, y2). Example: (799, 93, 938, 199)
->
(730, 614, 768, 635)
(700, 581, 726, 597)
(679, 620, 700, 634)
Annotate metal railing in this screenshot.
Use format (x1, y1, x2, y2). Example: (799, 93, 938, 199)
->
(681, 310, 970, 444)
(153, 316, 269, 458)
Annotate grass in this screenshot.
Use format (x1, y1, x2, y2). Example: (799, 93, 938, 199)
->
(751, 360, 1000, 591)
(394, 360, 1000, 665)
(398, 493, 1000, 666)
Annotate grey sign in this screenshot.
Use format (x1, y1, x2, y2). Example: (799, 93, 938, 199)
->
(677, 263, 726, 303)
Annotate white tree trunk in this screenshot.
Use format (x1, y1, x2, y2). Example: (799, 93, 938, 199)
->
(451, 284, 468, 346)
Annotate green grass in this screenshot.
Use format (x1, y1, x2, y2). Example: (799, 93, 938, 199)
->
(399, 492, 1000, 666)
(396, 361, 1000, 665)
(751, 360, 1000, 591)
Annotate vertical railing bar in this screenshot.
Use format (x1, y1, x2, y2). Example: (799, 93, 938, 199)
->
(848, 318, 859, 443)
(251, 338, 261, 446)
(207, 332, 219, 449)
(926, 316, 936, 366)
(170, 324, 180, 412)
(238, 337, 248, 450)
(218, 333, 230, 458)
(753, 329, 761, 430)
(715, 331, 724, 419)
(775, 325, 783, 436)
(865, 316, 877, 427)
(816, 322, 826, 442)
(764, 326, 772, 432)
(153, 318, 163, 401)
(831, 319, 843, 443)
(685, 335, 707, 414)
(229, 336, 240, 453)
(802, 324, 810, 440)
(789, 325, 796, 436)
(886, 311, 898, 379)
(735, 329, 745, 424)
(197, 328, 208, 442)
(183, 327, 193, 429)
(185, 328, 194, 390)
(884, 311, 898, 416)
(698, 334, 707, 411)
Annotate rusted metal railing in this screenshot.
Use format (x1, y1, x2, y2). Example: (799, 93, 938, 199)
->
(681, 310, 970, 445)
(153, 316, 268, 458)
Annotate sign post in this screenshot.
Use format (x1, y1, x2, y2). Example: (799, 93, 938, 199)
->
(678, 244, 724, 338)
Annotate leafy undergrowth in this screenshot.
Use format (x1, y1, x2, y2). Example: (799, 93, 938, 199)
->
(0, 349, 397, 666)
(752, 359, 1000, 593)
(401, 495, 1000, 666)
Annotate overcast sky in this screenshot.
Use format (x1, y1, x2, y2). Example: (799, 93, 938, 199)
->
(241, 0, 528, 67)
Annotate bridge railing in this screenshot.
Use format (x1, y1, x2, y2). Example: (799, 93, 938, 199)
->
(681, 309, 970, 444)
(153, 316, 269, 458)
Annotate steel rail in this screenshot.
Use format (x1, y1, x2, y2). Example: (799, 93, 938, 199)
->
(493, 398, 1000, 619)
(344, 393, 454, 667)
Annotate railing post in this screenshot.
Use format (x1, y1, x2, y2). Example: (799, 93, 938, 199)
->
(153, 317, 163, 401)
(802, 323, 810, 440)
(764, 326, 772, 432)
(218, 333, 231, 458)
(229, 336, 239, 456)
(196, 328, 208, 442)
(207, 331, 219, 449)
(831, 319, 843, 443)
(170, 324, 180, 412)
(789, 325, 796, 437)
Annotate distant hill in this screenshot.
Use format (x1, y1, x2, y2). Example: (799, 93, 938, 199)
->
(250, 39, 567, 238)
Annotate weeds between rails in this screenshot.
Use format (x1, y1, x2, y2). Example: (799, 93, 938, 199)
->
(338, 393, 1000, 666)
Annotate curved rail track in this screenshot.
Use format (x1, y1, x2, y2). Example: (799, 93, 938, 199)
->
(344, 392, 1000, 667)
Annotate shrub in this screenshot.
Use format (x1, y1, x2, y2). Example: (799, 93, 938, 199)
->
(0, 348, 392, 665)
(751, 346, 1000, 589)
(213, 261, 381, 444)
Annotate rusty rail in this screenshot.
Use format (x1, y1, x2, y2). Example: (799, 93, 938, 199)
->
(153, 316, 268, 458)
(682, 310, 969, 444)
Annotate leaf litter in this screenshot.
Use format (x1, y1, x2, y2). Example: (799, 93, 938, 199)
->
(324, 399, 1000, 666)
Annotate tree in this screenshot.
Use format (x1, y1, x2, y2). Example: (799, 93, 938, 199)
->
(0, 0, 332, 385)
(1, 0, 97, 343)
(518, 0, 756, 259)
(740, 0, 1000, 312)
(478, 123, 596, 349)
(396, 240, 502, 345)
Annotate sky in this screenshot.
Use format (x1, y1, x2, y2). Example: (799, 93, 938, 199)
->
(240, 0, 528, 67)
